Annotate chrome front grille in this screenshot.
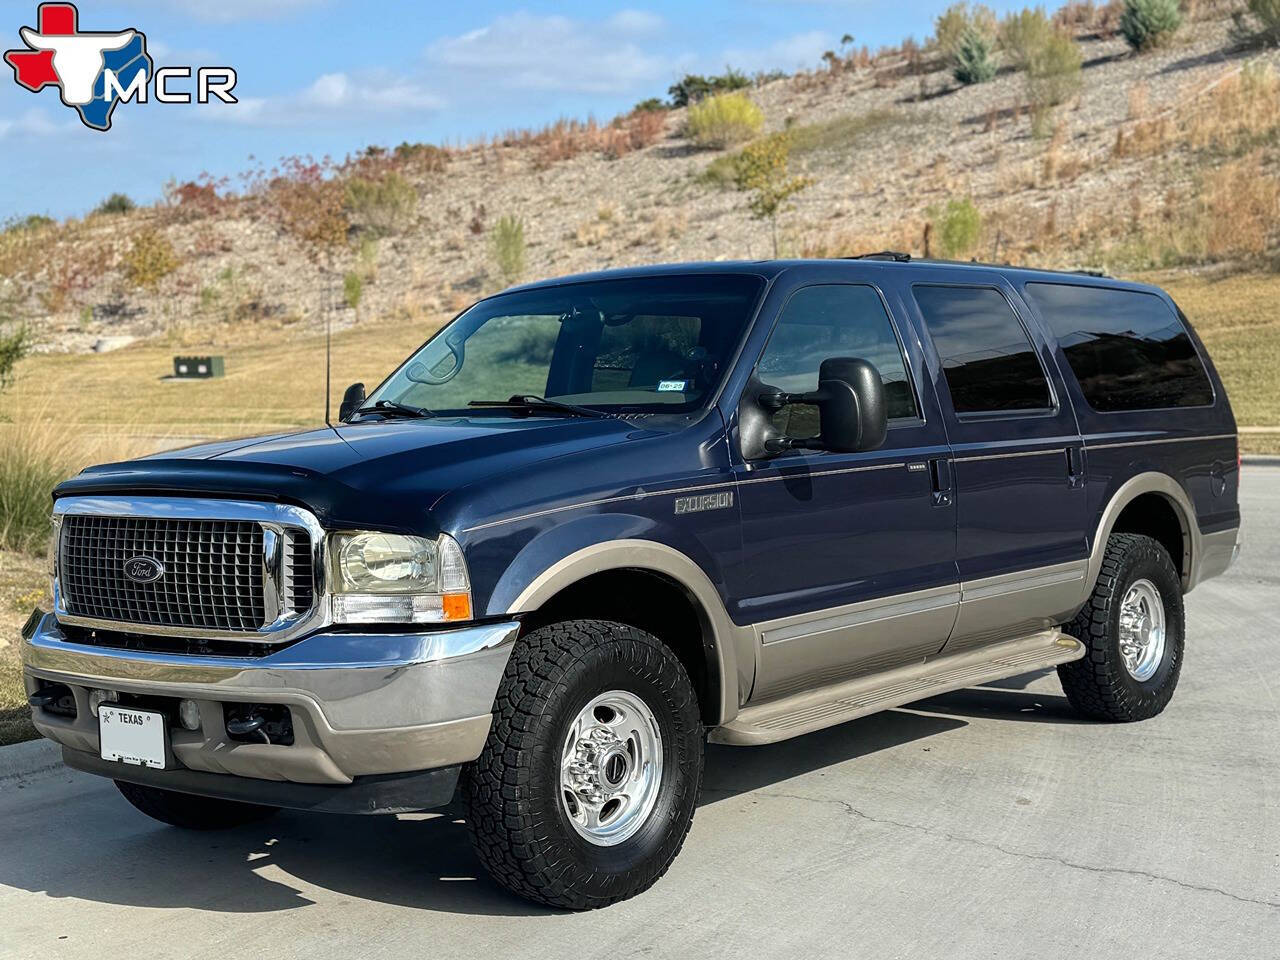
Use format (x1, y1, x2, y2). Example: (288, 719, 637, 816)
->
(53, 497, 323, 642)
(60, 516, 268, 632)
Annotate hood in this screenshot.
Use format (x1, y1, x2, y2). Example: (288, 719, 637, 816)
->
(56, 416, 650, 533)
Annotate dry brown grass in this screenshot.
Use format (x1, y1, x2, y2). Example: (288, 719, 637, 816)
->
(1203, 153, 1280, 260)
(1115, 63, 1280, 159)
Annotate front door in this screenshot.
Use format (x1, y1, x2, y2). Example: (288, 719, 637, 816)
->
(908, 274, 1088, 653)
(727, 282, 959, 703)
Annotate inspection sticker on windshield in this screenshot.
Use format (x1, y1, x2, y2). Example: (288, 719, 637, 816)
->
(657, 380, 686, 392)
(99, 705, 168, 769)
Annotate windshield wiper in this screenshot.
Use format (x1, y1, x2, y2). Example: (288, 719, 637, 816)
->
(354, 400, 435, 420)
(469, 395, 612, 419)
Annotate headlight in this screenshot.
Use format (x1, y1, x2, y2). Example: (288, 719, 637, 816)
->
(329, 532, 472, 624)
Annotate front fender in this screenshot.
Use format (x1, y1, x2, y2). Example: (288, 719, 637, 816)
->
(481, 512, 749, 725)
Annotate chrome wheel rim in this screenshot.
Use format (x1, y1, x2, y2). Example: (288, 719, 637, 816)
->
(560, 690, 663, 847)
(1119, 578, 1166, 682)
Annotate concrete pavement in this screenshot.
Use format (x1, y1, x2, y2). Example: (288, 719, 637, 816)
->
(1, 468, 1277, 959)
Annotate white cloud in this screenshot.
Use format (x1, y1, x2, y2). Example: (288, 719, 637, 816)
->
(126, 0, 326, 23)
(214, 70, 444, 126)
(426, 10, 684, 96)
(0, 107, 72, 139)
(722, 30, 833, 74)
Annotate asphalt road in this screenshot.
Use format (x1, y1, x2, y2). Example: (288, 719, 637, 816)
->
(2, 468, 1277, 960)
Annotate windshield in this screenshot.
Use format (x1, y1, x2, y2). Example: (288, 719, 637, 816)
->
(366, 274, 766, 416)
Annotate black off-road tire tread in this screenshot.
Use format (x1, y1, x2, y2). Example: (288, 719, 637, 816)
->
(1058, 533, 1184, 722)
(114, 780, 279, 830)
(463, 619, 704, 910)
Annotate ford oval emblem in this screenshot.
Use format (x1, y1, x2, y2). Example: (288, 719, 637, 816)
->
(123, 556, 165, 584)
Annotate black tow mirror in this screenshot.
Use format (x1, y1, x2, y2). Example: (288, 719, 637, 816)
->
(809, 357, 888, 453)
(741, 357, 888, 459)
(339, 382, 366, 422)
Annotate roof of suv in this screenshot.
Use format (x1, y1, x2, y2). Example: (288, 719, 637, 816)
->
(500, 257, 1155, 298)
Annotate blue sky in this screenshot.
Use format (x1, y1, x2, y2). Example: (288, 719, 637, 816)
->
(0, 0, 1028, 221)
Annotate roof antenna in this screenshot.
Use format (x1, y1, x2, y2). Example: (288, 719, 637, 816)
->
(324, 288, 333, 429)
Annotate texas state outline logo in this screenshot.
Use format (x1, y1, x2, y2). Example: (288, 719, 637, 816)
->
(4, 3, 151, 131)
(4, 3, 238, 132)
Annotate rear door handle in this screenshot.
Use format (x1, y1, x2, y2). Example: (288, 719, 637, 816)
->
(1066, 446, 1085, 489)
(930, 457, 953, 507)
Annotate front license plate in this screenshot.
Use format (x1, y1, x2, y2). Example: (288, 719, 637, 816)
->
(99, 705, 168, 770)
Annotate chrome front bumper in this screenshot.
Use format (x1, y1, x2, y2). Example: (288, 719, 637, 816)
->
(21, 613, 519, 786)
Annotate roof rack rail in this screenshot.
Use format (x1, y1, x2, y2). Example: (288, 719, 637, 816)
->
(847, 251, 912, 262)
(1069, 267, 1110, 278)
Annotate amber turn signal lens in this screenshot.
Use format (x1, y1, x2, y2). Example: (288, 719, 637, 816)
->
(442, 593, 472, 621)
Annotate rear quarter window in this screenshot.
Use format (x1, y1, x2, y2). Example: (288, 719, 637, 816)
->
(1024, 283, 1213, 412)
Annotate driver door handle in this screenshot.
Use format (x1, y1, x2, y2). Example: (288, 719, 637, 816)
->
(930, 457, 953, 507)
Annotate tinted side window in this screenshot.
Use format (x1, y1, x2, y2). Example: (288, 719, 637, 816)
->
(758, 284, 917, 440)
(1024, 283, 1213, 411)
(914, 285, 1052, 413)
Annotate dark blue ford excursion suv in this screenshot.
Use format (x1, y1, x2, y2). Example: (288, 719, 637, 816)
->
(22, 257, 1240, 909)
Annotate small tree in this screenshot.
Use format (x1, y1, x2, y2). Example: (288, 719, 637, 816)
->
(489, 215, 526, 287)
(1120, 0, 1182, 51)
(999, 7, 1053, 71)
(0, 325, 28, 392)
(93, 193, 135, 216)
(1026, 29, 1083, 135)
(733, 133, 814, 256)
(953, 27, 998, 84)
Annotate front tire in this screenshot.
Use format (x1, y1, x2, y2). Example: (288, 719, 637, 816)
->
(115, 781, 278, 830)
(463, 620, 704, 910)
(1058, 533, 1185, 722)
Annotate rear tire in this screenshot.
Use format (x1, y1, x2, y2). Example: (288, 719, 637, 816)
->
(114, 781, 278, 830)
(463, 620, 704, 910)
(1058, 533, 1185, 722)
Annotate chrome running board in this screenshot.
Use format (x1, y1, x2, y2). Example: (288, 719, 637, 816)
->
(711, 629, 1085, 746)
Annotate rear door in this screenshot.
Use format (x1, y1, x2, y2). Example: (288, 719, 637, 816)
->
(907, 271, 1088, 653)
(726, 275, 959, 702)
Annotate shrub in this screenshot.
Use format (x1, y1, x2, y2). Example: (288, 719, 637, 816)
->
(732, 132, 814, 256)
(668, 68, 750, 108)
(1236, 0, 1280, 45)
(489, 215, 526, 287)
(953, 28, 998, 84)
(934, 198, 983, 258)
(392, 142, 449, 173)
(1000, 7, 1054, 70)
(634, 97, 668, 112)
(686, 92, 764, 148)
(0, 324, 29, 392)
(1120, 0, 1181, 50)
(122, 229, 179, 291)
(93, 193, 135, 216)
(344, 173, 417, 236)
(343, 271, 364, 310)
(274, 178, 348, 249)
(935, 3, 998, 54)
(4, 214, 53, 233)
(1026, 29, 1084, 134)
(167, 180, 222, 216)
